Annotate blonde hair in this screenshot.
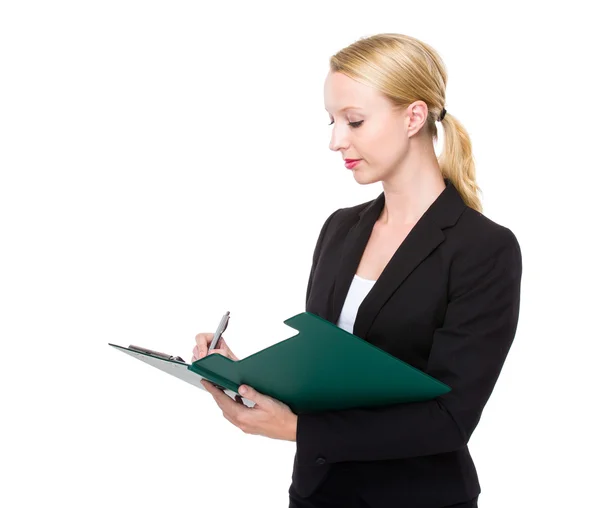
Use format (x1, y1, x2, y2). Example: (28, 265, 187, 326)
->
(329, 33, 482, 212)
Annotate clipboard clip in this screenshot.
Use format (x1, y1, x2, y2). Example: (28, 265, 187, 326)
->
(129, 344, 229, 392)
(128, 344, 186, 363)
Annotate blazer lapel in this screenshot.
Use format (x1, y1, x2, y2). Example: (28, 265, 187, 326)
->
(330, 178, 467, 339)
(330, 191, 384, 325)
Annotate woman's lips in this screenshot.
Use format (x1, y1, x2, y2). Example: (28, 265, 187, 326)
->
(345, 159, 362, 169)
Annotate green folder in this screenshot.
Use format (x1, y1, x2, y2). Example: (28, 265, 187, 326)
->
(109, 311, 450, 414)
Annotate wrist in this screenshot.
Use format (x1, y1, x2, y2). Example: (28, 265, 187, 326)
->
(288, 414, 298, 442)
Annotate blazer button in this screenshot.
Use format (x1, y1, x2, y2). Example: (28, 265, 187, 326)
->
(315, 457, 326, 465)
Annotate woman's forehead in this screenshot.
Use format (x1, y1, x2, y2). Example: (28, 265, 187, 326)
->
(324, 72, 386, 113)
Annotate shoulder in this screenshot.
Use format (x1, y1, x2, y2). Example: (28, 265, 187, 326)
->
(320, 196, 375, 230)
(454, 207, 521, 257)
(448, 207, 522, 291)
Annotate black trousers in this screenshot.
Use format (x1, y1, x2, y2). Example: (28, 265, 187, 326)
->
(289, 463, 478, 508)
(289, 496, 478, 508)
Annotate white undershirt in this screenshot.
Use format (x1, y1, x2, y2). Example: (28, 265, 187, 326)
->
(336, 274, 377, 334)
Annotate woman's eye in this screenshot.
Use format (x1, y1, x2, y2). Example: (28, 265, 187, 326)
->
(328, 120, 364, 128)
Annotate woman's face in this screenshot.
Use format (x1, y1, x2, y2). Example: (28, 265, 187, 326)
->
(324, 71, 412, 185)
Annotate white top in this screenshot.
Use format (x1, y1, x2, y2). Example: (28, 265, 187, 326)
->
(336, 274, 377, 334)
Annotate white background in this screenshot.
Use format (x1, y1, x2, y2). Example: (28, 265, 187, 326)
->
(1, 1, 598, 507)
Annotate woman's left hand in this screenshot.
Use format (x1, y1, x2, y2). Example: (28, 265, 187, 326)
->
(201, 379, 298, 442)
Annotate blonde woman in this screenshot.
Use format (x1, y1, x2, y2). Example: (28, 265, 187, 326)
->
(195, 33, 522, 508)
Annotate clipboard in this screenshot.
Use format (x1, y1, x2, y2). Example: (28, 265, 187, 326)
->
(109, 311, 451, 414)
(108, 343, 257, 408)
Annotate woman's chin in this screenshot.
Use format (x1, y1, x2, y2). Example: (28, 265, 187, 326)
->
(352, 168, 377, 185)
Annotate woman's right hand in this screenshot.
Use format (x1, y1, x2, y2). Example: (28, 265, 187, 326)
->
(192, 333, 239, 362)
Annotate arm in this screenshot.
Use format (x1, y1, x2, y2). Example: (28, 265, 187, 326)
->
(296, 227, 522, 465)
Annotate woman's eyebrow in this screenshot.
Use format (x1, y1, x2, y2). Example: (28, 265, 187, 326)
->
(325, 106, 364, 113)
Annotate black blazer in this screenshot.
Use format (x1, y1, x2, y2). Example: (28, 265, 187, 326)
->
(289, 178, 522, 507)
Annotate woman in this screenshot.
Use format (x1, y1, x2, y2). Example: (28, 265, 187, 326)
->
(193, 33, 522, 508)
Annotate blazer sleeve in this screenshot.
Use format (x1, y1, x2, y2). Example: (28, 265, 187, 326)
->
(305, 208, 340, 307)
(296, 226, 523, 465)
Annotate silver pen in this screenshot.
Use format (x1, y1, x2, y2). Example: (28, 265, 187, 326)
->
(208, 311, 230, 352)
(204, 311, 231, 392)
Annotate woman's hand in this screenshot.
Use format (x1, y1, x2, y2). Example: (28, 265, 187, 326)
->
(201, 380, 298, 442)
(193, 331, 297, 440)
(192, 332, 239, 362)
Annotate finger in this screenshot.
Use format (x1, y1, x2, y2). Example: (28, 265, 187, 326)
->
(219, 339, 238, 360)
(238, 385, 265, 405)
(207, 349, 233, 359)
(202, 380, 239, 411)
(201, 378, 226, 392)
(195, 333, 213, 358)
(221, 346, 238, 361)
(219, 341, 239, 361)
(201, 379, 220, 395)
(222, 412, 243, 431)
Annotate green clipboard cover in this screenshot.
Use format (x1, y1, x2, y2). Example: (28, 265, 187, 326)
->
(109, 311, 450, 414)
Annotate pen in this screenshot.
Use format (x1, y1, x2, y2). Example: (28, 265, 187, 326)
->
(208, 311, 230, 352)
(204, 311, 231, 392)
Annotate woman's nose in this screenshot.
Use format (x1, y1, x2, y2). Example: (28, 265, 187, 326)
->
(329, 131, 349, 152)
